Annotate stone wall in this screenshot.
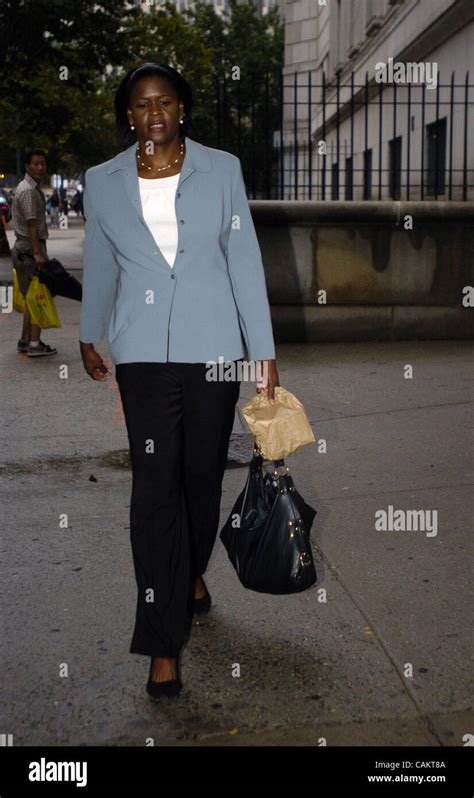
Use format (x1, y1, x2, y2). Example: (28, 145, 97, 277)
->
(252, 201, 474, 340)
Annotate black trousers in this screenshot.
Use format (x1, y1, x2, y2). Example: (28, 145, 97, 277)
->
(115, 361, 241, 658)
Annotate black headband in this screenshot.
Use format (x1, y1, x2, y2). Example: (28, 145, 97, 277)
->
(126, 63, 174, 90)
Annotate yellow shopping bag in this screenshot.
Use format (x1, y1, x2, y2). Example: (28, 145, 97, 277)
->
(25, 275, 61, 329)
(12, 268, 25, 313)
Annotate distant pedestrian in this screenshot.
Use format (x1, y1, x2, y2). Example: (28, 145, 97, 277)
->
(72, 190, 83, 218)
(49, 189, 60, 228)
(11, 149, 57, 357)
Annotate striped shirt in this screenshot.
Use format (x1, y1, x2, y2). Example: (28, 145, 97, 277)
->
(12, 173, 48, 240)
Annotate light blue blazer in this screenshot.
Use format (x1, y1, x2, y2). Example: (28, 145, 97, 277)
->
(79, 136, 276, 364)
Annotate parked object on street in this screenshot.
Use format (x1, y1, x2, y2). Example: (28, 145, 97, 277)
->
(0, 194, 12, 223)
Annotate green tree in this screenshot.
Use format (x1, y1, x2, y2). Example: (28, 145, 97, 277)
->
(0, 0, 137, 175)
(187, 0, 284, 194)
(0, 0, 284, 192)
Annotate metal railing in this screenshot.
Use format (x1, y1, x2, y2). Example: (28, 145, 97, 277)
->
(210, 70, 472, 201)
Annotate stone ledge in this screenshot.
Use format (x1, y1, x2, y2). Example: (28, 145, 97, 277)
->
(271, 305, 474, 341)
(250, 201, 474, 224)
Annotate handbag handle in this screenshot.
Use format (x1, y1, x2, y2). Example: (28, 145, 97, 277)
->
(252, 440, 289, 475)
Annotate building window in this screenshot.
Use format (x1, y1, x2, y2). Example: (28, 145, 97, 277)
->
(345, 156, 353, 199)
(331, 163, 339, 200)
(389, 135, 402, 199)
(426, 117, 447, 196)
(365, 0, 384, 36)
(363, 149, 372, 199)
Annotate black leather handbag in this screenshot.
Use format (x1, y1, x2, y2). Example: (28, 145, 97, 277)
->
(220, 445, 317, 594)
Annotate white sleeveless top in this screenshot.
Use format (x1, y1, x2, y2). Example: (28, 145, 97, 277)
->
(138, 173, 180, 267)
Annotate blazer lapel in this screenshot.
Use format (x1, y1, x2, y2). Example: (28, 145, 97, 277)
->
(106, 137, 211, 273)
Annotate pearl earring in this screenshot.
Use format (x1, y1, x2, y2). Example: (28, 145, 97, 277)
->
(130, 123, 135, 130)
(179, 118, 184, 124)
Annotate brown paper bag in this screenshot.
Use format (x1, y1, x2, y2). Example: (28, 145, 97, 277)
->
(241, 386, 315, 460)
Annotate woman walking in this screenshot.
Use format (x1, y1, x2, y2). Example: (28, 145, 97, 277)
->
(79, 63, 279, 698)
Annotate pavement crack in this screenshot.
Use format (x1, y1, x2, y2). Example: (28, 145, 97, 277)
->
(310, 400, 472, 424)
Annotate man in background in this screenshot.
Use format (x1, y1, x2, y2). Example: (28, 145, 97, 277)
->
(11, 149, 57, 357)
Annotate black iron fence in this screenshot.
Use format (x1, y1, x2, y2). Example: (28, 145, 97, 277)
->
(211, 70, 473, 201)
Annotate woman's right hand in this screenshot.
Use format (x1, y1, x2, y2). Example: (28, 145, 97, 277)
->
(80, 342, 112, 381)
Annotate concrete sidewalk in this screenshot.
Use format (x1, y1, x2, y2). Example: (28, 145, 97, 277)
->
(0, 225, 472, 746)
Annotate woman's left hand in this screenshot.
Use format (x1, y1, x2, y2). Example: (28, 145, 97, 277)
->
(256, 359, 280, 404)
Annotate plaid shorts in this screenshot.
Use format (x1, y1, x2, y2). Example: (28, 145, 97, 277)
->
(12, 238, 48, 298)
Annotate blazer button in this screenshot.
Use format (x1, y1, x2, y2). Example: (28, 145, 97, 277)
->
(179, 248, 184, 253)
(180, 219, 184, 224)
(171, 273, 176, 279)
(177, 192, 181, 198)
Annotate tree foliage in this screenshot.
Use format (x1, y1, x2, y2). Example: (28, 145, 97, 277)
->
(0, 0, 283, 181)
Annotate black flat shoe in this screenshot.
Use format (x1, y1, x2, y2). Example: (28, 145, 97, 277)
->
(146, 653, 182, 699)
(193, 578, 212, 615)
